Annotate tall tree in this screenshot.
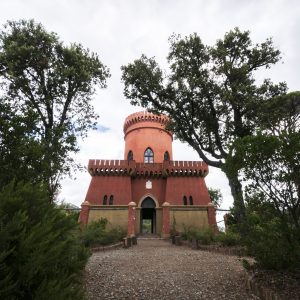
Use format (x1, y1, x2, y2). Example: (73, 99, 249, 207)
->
(0, 100, 44, 187)
(230, 92, 300, 269)
(0, 19, 110, 201)
(121, 28, 286, 222)
(231, 92, 300, 230)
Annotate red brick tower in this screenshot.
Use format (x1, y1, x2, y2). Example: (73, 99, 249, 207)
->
(79, 111, 217, 236)
(123, 111, 173, 163)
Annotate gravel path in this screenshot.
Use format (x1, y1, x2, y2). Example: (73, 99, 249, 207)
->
(84, 239, 257, 300)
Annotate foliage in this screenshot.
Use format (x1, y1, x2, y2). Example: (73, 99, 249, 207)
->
(121, 27, 287, 222)
(142, 219, 152, 234)
(170, 214, 179, 236)
(226, 92, 300, 270)
(181, 224, 195, 240)
(65, 210, 80, 222)
(0, 19, 110, 201)
(0, 181, 90, 300)
(215, 231, 241, 246)
(80, 219, 126, 247)
(56, 201, 80, 222)
(233, 134, 300, 229)
(242, 195, 300, 270)
(194, 229, 215, 245)
(182, 226, 215, 245)
(56, 200, 80, 210)
(257, 91, 300, 133)
(182, 224, 241, 246)
(0, 101, 44, 188)
(229, 92, 300, 231)
(208, 188, 223, 207)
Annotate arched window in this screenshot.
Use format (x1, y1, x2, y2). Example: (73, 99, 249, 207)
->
(183, 196, 187, 206)
(164, 151, 170, 161)
(109, 195, 113, 205)
(127, 150, 133, 161)
(189, 196, 193, 205)
(144, 147, 154, 163)
(103, 195, 107, 205)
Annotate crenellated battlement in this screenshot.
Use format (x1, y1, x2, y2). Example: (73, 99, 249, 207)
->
(163, 160, 208, 177)
(135, 162, 164, 177)
(123, 111, 169, 134)
(87, 159, 208, 177)
(88, 159, 135, 176)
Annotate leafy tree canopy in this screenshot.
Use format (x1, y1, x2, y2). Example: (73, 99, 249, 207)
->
(0, 19, 110, 201)
(230, 92, 300, 231)
(208, 187, 223, 207)
(0, 100, 44, 187)
(121, 27, 288, 222)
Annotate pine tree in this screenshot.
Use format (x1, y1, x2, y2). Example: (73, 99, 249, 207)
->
(0, 181, 90, 300)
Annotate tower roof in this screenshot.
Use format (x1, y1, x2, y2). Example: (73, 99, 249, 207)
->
(123, 111, 170, 135)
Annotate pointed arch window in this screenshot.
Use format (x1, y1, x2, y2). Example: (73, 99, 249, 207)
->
(103, 195, 107, 205)
(183, 196, 187, 206)
(189, 196, 193, 205)
(144, 147, 154, 163)
(164, 151, 170, 161)
(109, 195, 114, 205)
(127, 150, 133, 161)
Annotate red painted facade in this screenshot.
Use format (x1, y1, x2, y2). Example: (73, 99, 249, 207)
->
(124, 112, 173, 163)
(79, 111, 217, 235)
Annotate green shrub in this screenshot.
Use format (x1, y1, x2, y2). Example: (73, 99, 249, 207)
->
(0, 181, 90, 300)
(237, 197, 300, 270)
(182, 225, 241, 247)
(66, 210, 80, 222)
(182, 224, 196, 240)
(215, 231, 241, 246)
(81, 219, 126, 247)
(244, 214, 300, 270)
(194, 228, 215, 245)
(182, 226, 215, 245)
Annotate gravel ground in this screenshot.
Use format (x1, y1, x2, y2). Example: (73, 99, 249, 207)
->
(84, 239, 257, 300)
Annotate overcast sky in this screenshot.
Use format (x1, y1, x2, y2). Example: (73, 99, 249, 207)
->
(1, 0, 299, 222)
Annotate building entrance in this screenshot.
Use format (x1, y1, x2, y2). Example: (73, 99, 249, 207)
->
(140, 197, 156, 234)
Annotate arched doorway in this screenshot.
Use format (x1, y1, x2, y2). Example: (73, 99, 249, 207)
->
(140, 197, 156, 234)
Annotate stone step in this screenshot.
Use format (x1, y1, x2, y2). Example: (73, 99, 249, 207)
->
(137, 234, 163, 240)
(138, 237, 164, 240)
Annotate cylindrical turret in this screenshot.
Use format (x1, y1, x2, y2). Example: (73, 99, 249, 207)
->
(123, 111, 173, 163)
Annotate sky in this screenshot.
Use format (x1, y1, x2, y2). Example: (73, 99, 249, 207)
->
(1, 0, 299, 224)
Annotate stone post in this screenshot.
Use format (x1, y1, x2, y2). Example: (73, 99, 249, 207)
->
(223, 213, 229, 232)
(79, 201, 90, 225)
(207, 203, 218, 233)
(127, 201, 136, 237)
(162, 202, 170, 238)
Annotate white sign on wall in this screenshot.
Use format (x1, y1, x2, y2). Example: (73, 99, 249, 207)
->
(146, 180, 152, 189)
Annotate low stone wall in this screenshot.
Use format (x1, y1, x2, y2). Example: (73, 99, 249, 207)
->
(91, 236, 139, 252)
(178, 239, 246, 256)
(197, 244, 246, 256)
(91, 242, 123, 252)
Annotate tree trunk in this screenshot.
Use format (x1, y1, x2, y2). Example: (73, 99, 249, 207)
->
(225, 170, 246, 224)
(290, 208, 300, 231)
